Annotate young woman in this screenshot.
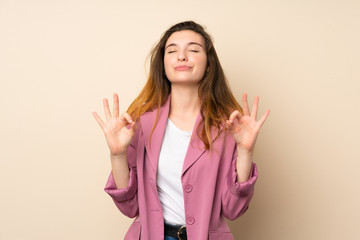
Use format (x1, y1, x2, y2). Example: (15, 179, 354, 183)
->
(93, 21, 270, 240)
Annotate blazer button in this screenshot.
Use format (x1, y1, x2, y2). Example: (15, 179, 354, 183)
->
(184, 184, 193, 193)
(187, 217, 195, 225)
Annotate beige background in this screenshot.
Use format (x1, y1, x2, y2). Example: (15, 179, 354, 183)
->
(1, 0, 359, 239)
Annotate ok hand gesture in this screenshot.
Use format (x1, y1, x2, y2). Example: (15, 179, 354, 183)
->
(226, 93, 270, 153)
(92, 93, 137, 156)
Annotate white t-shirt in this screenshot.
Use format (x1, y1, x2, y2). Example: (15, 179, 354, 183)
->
(157, 118, 192, 225)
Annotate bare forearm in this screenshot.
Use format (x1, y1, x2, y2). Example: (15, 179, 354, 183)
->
(236, 146, 253, 182)
(110, 153, 130, 189)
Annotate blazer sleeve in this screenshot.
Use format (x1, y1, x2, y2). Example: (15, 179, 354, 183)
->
(104, 125, 140, 218)
(221, 144, 258, 220)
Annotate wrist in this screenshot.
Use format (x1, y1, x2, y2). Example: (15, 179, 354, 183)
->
(236, 145, 253, 156)
(110, 152, 127, 161)
(236, 145, 253, 165)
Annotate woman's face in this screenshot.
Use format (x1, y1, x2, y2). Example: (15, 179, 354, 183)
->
(164, 30, 207, 85)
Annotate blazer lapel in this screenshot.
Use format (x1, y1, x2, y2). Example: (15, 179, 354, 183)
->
(140, 97, 170, 174)
(182, 111, 226, 176)
(181, 111, 207, 176)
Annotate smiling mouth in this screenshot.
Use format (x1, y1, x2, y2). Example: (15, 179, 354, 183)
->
(175, 66, 192, 71)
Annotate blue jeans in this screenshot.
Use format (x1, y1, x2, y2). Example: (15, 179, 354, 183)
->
(164, 236, 178, 240)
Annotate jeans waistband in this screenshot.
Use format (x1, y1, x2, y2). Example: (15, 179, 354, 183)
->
(164, 222, 187, 240)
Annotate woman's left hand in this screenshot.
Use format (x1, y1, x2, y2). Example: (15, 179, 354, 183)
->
(226, 93, 270, 153)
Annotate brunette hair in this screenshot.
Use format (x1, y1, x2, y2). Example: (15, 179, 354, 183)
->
(127, 20, 242, 150)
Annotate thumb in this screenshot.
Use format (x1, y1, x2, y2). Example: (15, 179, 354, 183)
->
(129, 122, 137, 135)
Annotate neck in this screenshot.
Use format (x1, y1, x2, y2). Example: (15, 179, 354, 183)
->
(169, 84, 201, 118)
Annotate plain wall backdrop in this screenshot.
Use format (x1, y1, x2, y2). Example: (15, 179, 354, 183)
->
(1, 0, 359, 239)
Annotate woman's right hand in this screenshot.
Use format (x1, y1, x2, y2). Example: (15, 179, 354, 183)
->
(92, 93, 137, 157)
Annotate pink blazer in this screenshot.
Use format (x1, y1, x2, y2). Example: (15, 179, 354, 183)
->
(105, 96, 258, 240)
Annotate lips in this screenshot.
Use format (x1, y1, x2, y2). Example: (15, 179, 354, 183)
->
(175, 65, 192, 71)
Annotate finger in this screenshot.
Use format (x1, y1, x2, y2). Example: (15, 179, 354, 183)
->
(225, 120, 232, 129)
(225, 120, 236, 133)
(242, 92, 250, 116)
(129, 121, 138, 134)
(226, 119, 238, 133)
(257, 109, 270, 128)
(113, 93, 119, 118)
(120, 112, 133, 125)
(103, 98, 112, 121)
(228, 110, 243, 124)
(92, 112, 106, 131)
(251, 96, 259, 120)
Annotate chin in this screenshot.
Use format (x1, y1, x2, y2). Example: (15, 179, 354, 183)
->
(170, 76, 202, 83)
(170, 80, 201, 86)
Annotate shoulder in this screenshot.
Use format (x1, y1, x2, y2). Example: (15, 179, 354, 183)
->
(139, 97, 171, 130)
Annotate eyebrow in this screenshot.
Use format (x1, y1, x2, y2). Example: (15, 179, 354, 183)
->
(165, 42, 204, 50)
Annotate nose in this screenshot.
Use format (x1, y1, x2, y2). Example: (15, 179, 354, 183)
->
(177, 49, 187, 61)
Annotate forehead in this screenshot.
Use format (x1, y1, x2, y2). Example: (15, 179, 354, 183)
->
(165, 30, 205, 47)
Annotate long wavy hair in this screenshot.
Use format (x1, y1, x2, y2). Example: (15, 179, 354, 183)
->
(127, 21, 242, 150)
